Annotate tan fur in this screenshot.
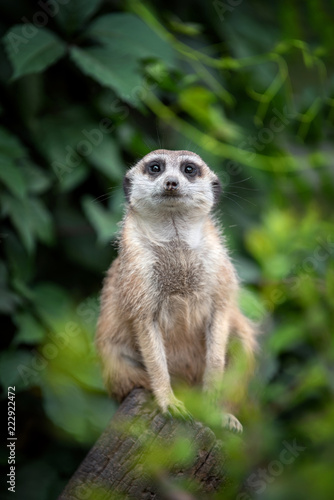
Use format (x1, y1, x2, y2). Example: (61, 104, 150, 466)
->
(96, 149, 257, 421)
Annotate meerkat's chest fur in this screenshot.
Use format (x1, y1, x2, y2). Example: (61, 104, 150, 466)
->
(119, 214, 226, 342)
(151, 240, 205, 297)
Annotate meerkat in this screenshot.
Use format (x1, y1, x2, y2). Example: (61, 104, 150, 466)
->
(96, 149, 257, 432)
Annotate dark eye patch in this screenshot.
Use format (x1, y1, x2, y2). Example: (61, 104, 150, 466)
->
(181, 162, 201, 180)
(144, 160, 165, 176)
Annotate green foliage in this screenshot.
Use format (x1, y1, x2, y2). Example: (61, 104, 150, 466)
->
(4, 26, 66, 80)
(0, 0, 333, 499)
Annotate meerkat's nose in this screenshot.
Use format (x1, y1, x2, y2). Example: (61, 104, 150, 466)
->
(164, 177, 179, 192)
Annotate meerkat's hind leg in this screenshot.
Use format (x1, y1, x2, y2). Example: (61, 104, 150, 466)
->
(222, 412, 243, 434)
(99, 342, 151, 401)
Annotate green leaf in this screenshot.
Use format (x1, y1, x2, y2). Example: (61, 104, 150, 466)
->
(55, 0, 103, 33)
(82, 195, 119, 244)
(13, 312, 46, 345)
(4, 232, 35, 284)
(1, 194, 54, 253)
(90, 137, 125, 182)
(3, 25, 66, 80)
(0, 159, 27, 199)
(1, 194, 35, 252)
(239, 287, 266, 321)
(0, 127, 28, 199)
(55, 206, 114, 273)
(268, 323, 305, 353)
(28, 198, 54, 244)
(0, 126, 27, 159)
(70, 46, 143, 104)
(34, 107, 99, 191)
(0, 290, 21, 314)
(14, 462, 58, 500)
(21, 162, 53, 194)
(87, 13, 175, 66)
(0, 350, 36, 390)
(32, 283, 73, 331)
(42, 384, 115, 443)
(0, 260, 21, 313)
(0, 259, 7, 285)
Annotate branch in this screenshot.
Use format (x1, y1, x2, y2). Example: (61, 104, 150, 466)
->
(59, 388, 227, 500)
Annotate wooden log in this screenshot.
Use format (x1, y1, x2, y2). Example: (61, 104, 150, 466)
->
(59, 388, 228, 500)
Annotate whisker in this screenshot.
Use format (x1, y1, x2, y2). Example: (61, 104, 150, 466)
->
(223, 194, 244, 210)
(227, 192, 257, 206)
(227, 176, 253, 185)
(226, 185, 258, 192)
(91, 192, 113, 203)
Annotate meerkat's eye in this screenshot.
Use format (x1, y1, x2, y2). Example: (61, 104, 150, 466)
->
(184, 164, 197, 176)
(148, 164, 161, 174)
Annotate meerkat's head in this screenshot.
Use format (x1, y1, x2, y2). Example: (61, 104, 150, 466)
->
(123, 149, 221, 216)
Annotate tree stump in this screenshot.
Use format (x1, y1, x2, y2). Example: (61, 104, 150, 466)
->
(59, 388, 229, 500)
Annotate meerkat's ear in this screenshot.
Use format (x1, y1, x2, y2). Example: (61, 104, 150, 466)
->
(212, 176, 222, 206)
(123, 174, 132, 203)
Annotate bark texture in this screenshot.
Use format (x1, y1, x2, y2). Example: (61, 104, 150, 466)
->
(59, 388, 228, 500)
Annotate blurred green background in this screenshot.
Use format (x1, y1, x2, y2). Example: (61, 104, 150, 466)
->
(0, 0, 333, 499)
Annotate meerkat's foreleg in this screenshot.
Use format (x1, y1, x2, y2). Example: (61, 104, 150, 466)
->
(134, 318, 192, 419)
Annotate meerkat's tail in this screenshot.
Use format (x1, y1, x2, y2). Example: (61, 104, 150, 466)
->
(230, 306, 259, 374)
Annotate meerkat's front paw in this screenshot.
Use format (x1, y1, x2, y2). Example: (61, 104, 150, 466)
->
(164, 399, 194, 423)
(222, 413, 243, 434)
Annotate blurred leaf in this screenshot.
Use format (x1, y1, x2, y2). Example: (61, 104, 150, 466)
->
(87, 13, 175, 66)
(3, 25, 66, 80)
(239, 287, 267, 321)
(32, 283, 72, 331)
(0, 287, 21, 314)
(56, 164, 90, 192)
(13, 312, 46, 345)
(55, 0, 103, 33)
(14, 461, 58, 500)
(1, 194, 54, 252)
(82, 195, 119, 244)
(0, 349, 35, 390)
(90, 137, 125, 182)
(235, 256, 262, 284)
(179, 86, 242, 141)
(0, 256, 23, 314)
(71, 13, 176, 104)
(29, 197, 54, 244)
(34, 106, 118, 190)
(21, 162, 53, 194)
(0, 125, 27, 159)
(268, 323, 305, 353)
(4, 232, 34, 283)
(0, 160, 27, 200)
(0, 127, 28, 199)
(38, 311, 116, 442)
(54, 205, 113, 273)
(70, 46, 143, 105)
(1, 194, 34, 252)
(42, 383, 115, 443)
